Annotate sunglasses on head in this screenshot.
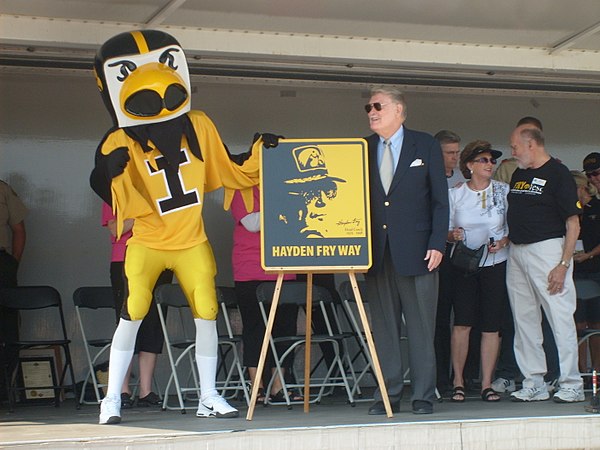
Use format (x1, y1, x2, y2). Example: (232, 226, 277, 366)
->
(472, 157, 497, 165)
(587, 169, 600, 177)
(364, 102, 391, 113)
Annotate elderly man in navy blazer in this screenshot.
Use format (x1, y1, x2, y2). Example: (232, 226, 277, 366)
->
(364, 87, 449, 415)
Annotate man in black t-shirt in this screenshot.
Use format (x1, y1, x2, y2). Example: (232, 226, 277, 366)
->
(506, 125, 584, 403)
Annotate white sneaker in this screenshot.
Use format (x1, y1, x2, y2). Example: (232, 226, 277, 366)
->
(99, 394, 121, 424)
(196, 395, 239, 418)
(553, 388, 585, 403)
(491, 377, 516, 393)
(510, 386, 550, 402)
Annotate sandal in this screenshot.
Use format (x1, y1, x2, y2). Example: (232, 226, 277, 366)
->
(256, 388, 271, 404)
(481, 387, 501, 402)
(271, 389, 304, 403)
(451, 386, 466, 402)
(137, 391, 162, 407)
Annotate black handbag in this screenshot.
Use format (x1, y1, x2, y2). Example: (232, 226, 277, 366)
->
(450, 239, 485, 275)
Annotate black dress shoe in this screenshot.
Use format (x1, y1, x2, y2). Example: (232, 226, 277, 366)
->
(412, 400, 433, 414)
(368, 400, 400, 415)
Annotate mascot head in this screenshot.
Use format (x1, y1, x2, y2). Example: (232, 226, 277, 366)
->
(94, 30, 191, 128)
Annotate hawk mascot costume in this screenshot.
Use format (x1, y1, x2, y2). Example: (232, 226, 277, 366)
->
(90, 29, 275, 424)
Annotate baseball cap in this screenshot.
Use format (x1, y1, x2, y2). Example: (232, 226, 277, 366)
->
(583, 152, 600, 173)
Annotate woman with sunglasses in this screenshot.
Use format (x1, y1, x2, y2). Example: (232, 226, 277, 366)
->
(447, 140, 510, 403)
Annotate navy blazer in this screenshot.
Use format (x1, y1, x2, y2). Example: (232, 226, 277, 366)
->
(367, 128, 449, 276)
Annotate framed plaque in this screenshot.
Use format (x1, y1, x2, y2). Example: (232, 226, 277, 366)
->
(260, 138, 371, 272)
(21, 357, 57, 400)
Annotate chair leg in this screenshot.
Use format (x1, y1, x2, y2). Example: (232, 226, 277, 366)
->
(6, 361, 18, 413)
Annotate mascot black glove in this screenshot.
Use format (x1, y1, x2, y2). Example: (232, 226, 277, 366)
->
(90, 146, 130, 205)
(253, 132, 284, 148)
(102, 147, 131, 180)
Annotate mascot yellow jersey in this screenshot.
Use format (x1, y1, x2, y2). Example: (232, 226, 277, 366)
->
(99, 110, 259, 250)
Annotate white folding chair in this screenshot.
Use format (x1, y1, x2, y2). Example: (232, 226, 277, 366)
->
(339, 280, 442, 402)
(216, 286, 250, 406)
(155, 284, 200, 413)
(256, 281, 355, 408)
(155, 284, 248, 413)
(338, 280, 375, 400)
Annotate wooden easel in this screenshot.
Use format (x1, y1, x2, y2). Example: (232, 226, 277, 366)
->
(246, 271, 393, 419)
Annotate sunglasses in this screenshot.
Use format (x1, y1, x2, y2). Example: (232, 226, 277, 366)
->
(364, 102, 391, 113)
(472, 157, 497, 165)
(587, 170, 600, 178)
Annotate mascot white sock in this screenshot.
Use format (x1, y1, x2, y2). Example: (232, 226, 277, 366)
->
(194, 318, 218, 401)
(106, 319, 142, 399)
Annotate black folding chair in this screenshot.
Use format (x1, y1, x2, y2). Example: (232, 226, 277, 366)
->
(0, 286, 78, 412)
(73, 286, 116, 405)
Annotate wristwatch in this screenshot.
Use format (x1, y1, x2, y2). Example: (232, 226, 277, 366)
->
(559, 260, 570, 268)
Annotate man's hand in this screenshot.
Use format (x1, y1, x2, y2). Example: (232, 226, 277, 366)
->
(573, 252, 591, 264)
(102, 147, 130, 179)
(547, 264, 568, 295)
(425, 249, 444, 271)
(254, 132, 284, 148)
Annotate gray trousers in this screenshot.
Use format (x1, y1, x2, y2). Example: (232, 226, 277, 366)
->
(366, 251, 438, 403)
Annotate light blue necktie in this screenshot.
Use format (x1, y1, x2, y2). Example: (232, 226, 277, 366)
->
(380, 140, 394, 193)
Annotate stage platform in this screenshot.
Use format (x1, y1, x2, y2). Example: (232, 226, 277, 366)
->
(1, 390, 599, 450)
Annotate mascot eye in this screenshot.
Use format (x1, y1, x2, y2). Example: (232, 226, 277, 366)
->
(107, 60, 137, 82)
(159, 48, 179, 70)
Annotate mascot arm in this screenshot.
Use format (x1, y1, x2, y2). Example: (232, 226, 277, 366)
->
(90, 165, 112, 205)
(221, 133, 282, 212)
(94, 136, 153, 239)
(90, 135, 131, 206)
(194, 115, 260, 212)
(218, 138, 262, 212)
(110, 174, 154, 240)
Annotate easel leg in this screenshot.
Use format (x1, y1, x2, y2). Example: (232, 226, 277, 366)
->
(246, 273, 284, 420)
(348, 272, 393, 418)
(303, 273, 313, 413)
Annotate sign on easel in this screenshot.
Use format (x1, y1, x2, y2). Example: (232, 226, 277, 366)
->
(246, 138, 393, 420)
(260, 139, 371, 272)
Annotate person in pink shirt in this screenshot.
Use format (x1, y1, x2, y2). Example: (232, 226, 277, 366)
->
(102, 203, 172, 408)
(231, 186, 301, 403)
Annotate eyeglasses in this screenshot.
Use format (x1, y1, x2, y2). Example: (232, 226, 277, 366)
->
(364, 102, 391, 113)
(472, 157, 497, 165)
(302, 188, 337, 205)
(587, 170, 600, 178)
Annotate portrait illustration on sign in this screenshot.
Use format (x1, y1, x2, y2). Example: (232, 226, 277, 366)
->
(261, 139, 371, 271)
(280, 145, 347, 238)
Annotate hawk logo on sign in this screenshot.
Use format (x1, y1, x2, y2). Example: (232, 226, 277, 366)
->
(261, 139, 371, 272)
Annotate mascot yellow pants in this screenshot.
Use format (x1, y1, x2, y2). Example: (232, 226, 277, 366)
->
(122, 241, 218, 321)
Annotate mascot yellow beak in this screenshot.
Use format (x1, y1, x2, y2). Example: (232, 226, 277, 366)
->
(120, 62, 189, 120)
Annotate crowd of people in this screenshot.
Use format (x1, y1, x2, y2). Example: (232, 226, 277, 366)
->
(432, 115, 596, 407)
(361, 86, 597, 414)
